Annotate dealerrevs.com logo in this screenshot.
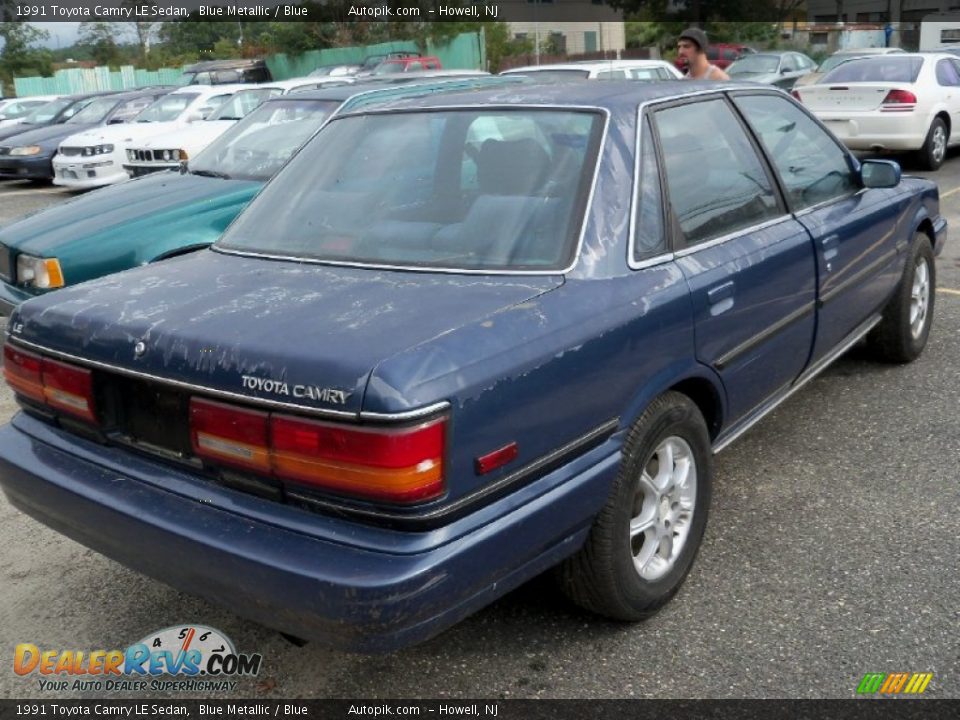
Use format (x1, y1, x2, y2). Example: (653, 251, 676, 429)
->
(14, 625, 263, 693)
(857, 672, 934, 696)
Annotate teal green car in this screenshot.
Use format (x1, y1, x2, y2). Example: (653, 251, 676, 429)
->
(0, 76, 518, 315)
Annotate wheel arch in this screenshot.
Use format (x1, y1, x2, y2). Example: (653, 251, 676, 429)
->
(619, 362, 727, 442)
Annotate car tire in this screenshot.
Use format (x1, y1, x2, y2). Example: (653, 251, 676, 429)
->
(868, 234, 935, 363)
(918, 118, 948, 171)
(557, 391, 712, 621)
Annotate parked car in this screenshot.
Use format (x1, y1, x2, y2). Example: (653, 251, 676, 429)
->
(793, 47, 906, 88)
(0, 77, 520, 316)
(309, 64, 361, 78)
(0, 81, 944, 652)
(503, 59, 683, 81)
(675, 42, 756, 72)
(52, 85, 248, 189)
(0, 92, 118, 145)
(356, 51, 421, 76)
(0, 96, 61, 129)
(123, 77, 345, 177)
(181, 59, 272, 85)
(792, 53, 960, 170)
(0, 89, 171, 183)
(372, 55, 443, 75)
(726, 51, 817, 88)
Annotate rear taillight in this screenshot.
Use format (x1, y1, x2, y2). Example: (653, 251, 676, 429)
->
(190, 397, 446, 504)
(3, 345, 96, 422)
(190, 398, 270, 474)
(3, 345, 44, 404)
(790, 90, 801, 101)
(881, 89, 917, 112)
(41, 358, 95, 422)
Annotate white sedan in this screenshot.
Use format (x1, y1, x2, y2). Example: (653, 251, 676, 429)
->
(52, 85, 249, 189)
(502, 59, 683, 81)
(122, 77, 345, 177)
(793, 53, 960, 170)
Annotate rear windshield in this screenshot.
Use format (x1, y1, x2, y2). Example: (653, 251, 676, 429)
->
(728, 55, 780, 74)
(134, 93, 200, 122)
(211, 89, 280, 121)
(191, 98, 341, 181)
(217, 109, 603, 271)
(821, 56, 923, 83)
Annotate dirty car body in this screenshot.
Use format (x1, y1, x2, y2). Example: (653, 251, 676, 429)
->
(0, 82, 946, 651)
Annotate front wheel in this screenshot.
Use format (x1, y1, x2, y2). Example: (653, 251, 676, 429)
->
(868, 235, 935, 363)
(557, 392, 712, 621)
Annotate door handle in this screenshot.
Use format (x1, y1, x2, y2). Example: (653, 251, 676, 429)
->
(707, 281, 735, 316)
(821, 234, 839, 261)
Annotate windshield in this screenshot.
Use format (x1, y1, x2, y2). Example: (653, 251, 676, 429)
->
(821, 56, 923, 84)
(728, 55, 780, 74)
(512, 69, 591, 80)
(134, 93, 200, 122)
(211, 89, 279, 121)
(191, 98, 341, 181)
(217, 109, 603, 271)
(20, 97, 74, 124)
(65, 96, 119, 124)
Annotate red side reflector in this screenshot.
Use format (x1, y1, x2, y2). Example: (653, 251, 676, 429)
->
(790, 90, 801, 100)
(475, 442, 519, 475)
(2, 345, 44, 403)
(41, 358, 96, 422)
(190, 398, 270, 473)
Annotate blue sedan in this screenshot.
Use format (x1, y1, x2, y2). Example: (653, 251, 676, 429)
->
(0, 82, 946, 651)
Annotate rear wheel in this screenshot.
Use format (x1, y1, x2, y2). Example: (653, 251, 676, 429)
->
(868, 234, 935, 363)
(557, 392, 712, 620)
(918, 118, 948, 171)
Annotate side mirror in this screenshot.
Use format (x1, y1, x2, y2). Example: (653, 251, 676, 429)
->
(860, 159, 901, 188)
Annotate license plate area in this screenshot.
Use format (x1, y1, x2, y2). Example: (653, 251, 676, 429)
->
(97, 374, 192, 458)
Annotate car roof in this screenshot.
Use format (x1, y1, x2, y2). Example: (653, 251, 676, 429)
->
(265, 76, 525, 104)
(184, 59, 267, 72)
(505, 60, 670, 72)
(834, 47, 904, 55)
(335, 80, 755, 116)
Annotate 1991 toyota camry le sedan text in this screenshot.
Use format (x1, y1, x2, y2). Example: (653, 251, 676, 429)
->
(0, 82, 946, 652)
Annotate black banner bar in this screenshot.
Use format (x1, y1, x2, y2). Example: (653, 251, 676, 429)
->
(1, 700, 959, 720)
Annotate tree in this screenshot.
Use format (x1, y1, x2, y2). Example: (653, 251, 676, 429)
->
(121, 0, 164, 60)
(78, 22, 126, 67)
(0, 21, 53, 92)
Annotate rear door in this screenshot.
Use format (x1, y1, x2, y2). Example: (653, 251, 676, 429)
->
(650, 95, 818, 423)
(732, 92, 903, 362)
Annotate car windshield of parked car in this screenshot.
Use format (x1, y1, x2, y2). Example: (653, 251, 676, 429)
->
(134, 93, 200, 122)
(512, 69, 591, 80)
(19, 98, 72, 124)
(211, 89, 279, 120)
(216, 109, 603, 271)
(728, 55, 780, 74)
(64, 97, 120, 124)
(190, 98, 341, 181)
(821, 56, 923, 83)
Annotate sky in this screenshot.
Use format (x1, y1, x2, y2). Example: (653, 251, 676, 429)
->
(35, 23, 83, 50)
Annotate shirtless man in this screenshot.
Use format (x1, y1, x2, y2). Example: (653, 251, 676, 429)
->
(677, 27, 730, 81)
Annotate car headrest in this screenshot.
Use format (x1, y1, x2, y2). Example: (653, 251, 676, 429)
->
(477, 138, 551, 196)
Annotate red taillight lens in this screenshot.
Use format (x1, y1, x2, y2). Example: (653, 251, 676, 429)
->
(272, 415, 445, 503)
(881, 89, 917, 111)
(790, 89, 801, 101)
(3, 345, 97, 422)
(190, 398, 270, 474)
(3, 345, 44, 403)
(41, 358, 95, 422)
(188, 398, 447, 504)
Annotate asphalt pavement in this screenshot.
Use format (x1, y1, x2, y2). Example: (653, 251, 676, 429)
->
(0, 155, 957, 700)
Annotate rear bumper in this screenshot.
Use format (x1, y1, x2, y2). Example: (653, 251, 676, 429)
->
(0, 413, 618, 652)
(815, 111, 928, 151)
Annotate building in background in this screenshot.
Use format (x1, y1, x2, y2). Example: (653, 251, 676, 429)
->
(500, 1, 626, 59)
